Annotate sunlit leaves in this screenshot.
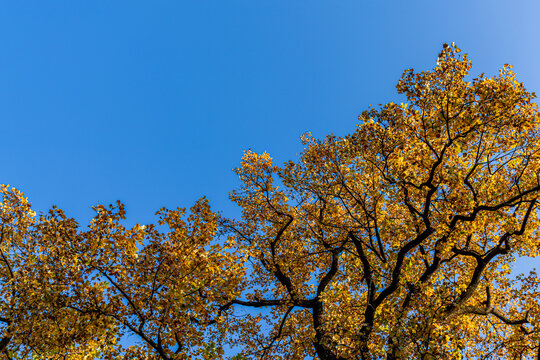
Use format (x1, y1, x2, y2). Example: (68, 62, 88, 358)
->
(0, 188, 245, 359)
(1, 43, 539, 359)
(226, 44, 540, 359)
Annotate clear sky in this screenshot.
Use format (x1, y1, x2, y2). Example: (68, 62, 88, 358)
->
(1, 2, 539, 268)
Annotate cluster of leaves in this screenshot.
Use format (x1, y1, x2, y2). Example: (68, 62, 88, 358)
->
(1, 44, 540, 359)
(225, 44, 540, 360)
(0, 187, 245, 359)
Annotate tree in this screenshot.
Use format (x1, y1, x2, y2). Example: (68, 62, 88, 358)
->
(1, 43, 540, 359)
(225, 43, 540, 359)
(0, 185, 116, 359)
(0, 187, 245, 359)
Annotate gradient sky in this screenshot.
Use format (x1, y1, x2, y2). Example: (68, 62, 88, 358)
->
(1, 2, 540, 275)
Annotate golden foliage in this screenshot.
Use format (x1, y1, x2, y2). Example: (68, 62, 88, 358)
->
(226, 44, 540, 359)
(0, 188, 244, 359)
(1, 44, 539, 359)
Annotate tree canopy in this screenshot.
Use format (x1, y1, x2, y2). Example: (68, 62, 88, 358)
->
(1, 44, 540, 359)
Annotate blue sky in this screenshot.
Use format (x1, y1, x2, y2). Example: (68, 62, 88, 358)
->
(1, 2, 539, 269)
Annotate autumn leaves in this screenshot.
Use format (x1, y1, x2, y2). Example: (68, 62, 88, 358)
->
(0, 190, 245, 359)
(1, 44, 540, 359)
